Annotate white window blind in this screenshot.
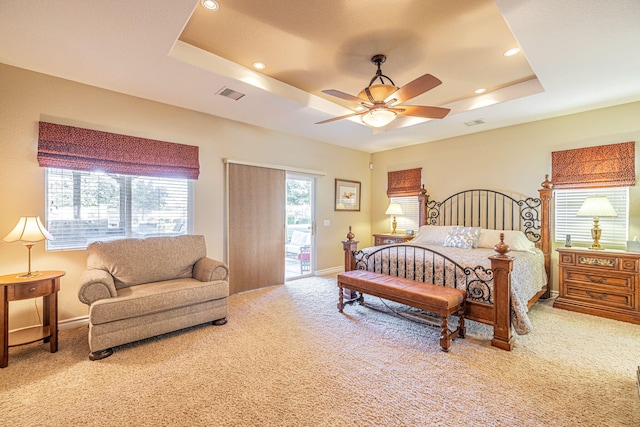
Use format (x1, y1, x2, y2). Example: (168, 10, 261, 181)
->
(554, 187, 629, 248)
(45, 168, 193, 250)
(390, 196, 420, 233)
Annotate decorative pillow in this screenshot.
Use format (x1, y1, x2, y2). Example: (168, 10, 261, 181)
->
(443, 226, 481, 249)
(411, 225, 454, 246)
(477, 229, 536, 252)
(290, 230, 309, 246)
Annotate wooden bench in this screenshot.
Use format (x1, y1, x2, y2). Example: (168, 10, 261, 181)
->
(337, 270, 467, 352)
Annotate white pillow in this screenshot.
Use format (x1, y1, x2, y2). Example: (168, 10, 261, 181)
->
(411, 225, 454, 246)
(290, 230, 309, 246)
(477, 229, 535, 252)
(443, 226, 481, 249)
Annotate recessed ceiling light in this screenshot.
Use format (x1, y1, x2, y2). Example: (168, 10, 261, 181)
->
(503, 48, 520, 57)
(252, 62, 266, 70)
(475, 88, 486, 94)
(202, 0, 219, 11)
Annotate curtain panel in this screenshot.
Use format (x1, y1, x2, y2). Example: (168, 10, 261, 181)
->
(387, 167, 422, 197)
(551, 141, 635, 189)
(37, 122, 200, 179)
(227, 163, 285, 294)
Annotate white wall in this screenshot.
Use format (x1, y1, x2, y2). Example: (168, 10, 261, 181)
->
(3, 61, 638, 327)
(371, 101, 640, 291)
(0, 64, 371, 328)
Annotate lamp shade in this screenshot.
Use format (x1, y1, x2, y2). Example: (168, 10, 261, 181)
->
(385, 202, 404, 216)
(361, 109, 397, 128)
(2, 216, 54, 243)
(576, 196, 618, 218)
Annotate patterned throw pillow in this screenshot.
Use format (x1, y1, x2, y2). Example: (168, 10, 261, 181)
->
(443, 226, 481, 249)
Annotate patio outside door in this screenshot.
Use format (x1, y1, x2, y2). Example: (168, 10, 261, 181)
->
(285, 173, 314, 280)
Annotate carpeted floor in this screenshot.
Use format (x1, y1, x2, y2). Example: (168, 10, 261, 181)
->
(2, 275, 639, 426)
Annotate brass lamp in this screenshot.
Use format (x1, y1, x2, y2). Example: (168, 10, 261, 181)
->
(2, 216, 54, 277)
(385, 202, 404, 234)
(576, 196, 618, 250)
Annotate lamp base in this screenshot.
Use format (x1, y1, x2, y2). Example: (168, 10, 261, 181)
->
(590, 222, 604, 250)
(16, 271, 41, 279)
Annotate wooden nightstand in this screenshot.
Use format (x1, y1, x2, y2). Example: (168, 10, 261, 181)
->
(373, 233, 413, 246)
(555, 247, 640, 324)
(0, 270, 65, 367)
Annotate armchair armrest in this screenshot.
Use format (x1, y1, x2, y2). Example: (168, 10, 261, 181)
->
(78, 269, 117, 305)
(194, 257, 229, 282)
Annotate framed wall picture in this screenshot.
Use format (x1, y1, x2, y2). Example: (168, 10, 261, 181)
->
(335, 179, 361, 211)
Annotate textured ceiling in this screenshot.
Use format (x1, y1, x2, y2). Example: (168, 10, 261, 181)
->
(180, 0, 536, 112)
(1, 1, 639, 152)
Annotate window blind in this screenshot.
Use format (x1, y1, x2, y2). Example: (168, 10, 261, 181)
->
(38, 122, 200, 179)
(46, 168, 192, 250)
(387, 168, 422, 197)
(551, 141, 635, 189)
(390, 196, 420, 233)
(554, 187, 629, 248)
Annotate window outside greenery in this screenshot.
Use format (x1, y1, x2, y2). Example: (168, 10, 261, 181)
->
(45, 168, 192, 250)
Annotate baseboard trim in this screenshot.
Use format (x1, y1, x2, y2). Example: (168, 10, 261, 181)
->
(60, 315, 89, 330)
(314, 266, 343, 276)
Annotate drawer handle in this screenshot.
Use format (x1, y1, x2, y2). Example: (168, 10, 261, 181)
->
(29, 287, 37, 293)
(586, 290, 608, 300)
(585, 274, 607, 284)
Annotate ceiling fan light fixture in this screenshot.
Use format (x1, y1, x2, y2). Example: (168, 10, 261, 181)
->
(358, 84, 397, 103)
(361, 108, 396, 128)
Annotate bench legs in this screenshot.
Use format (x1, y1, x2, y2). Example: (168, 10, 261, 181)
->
(338, 283, 466, 352)
(337, 285, 363, 312)
(439, 302, 466, 352)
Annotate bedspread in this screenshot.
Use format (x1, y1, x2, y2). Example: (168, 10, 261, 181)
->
(353, 243, 547, 334)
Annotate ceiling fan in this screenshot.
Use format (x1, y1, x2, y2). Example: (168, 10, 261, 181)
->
(316, 54, 450, 128)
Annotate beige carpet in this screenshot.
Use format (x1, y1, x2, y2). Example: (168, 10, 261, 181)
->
(2, 275, 639, 426)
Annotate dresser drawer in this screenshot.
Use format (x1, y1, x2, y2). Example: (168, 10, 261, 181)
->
(563, 268, 634, 292)
(556, 248, 640, 324)
(8, 280, 54, 300)
(564, 284, 635, 310)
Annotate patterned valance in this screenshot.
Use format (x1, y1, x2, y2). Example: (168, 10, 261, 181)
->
(551, 141, 635, 189)
(37, 122, 200, 179)
(387, 168, 422, 197)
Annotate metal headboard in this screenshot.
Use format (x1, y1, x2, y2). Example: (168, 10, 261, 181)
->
(425, 189, 542, 243)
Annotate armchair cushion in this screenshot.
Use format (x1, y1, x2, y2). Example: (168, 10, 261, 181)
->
(86, 235, 206, 289)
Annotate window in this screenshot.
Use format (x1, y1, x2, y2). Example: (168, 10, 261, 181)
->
(45, 168, 193, 250)
(554, 187, 629, 248)
(390, 196, 420, 233)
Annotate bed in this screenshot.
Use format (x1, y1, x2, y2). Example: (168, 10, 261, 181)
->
(341, 176, 553, 350)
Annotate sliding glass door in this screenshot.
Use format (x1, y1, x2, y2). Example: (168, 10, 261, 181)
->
(285, 173, 314, 280)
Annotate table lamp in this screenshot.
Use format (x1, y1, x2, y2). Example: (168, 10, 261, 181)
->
(576, 196, 617, 250)
(385, 202, 403, 234)
(2, 216, 54, 277)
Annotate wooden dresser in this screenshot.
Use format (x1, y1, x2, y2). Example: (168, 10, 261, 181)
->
(373, 233, 413, 246)
(555, 247, 640, 324)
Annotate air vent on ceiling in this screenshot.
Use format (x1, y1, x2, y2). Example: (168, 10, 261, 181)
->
(464, 119, 485, 127)
(217, 87, 245, 101)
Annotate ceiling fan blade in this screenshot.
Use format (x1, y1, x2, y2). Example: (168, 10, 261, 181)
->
(315, 111, 367, 124)
(385, 74, 442, 105)
(322, 89, 366, 105)
(398, 105, 451, 119)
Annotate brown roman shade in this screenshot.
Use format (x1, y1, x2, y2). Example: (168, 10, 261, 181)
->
(551, 141, 635, 189)
(37, 122, 200, 179)
(387, 167, 422, 197)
